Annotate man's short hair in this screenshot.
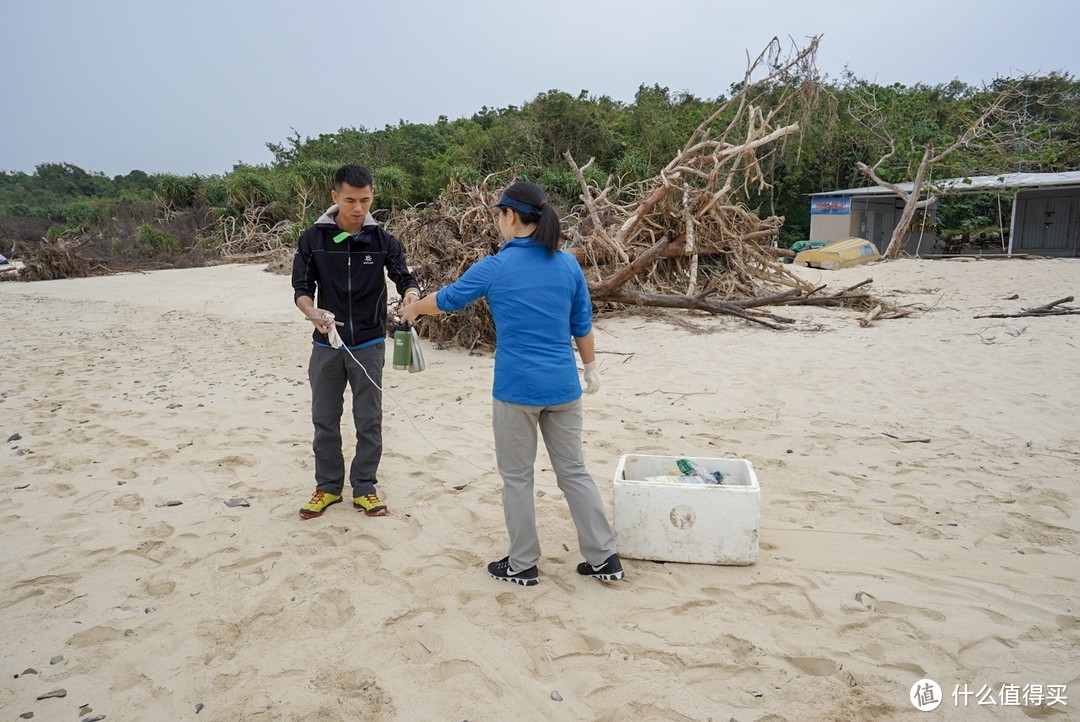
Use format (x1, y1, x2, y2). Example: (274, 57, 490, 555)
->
(334, 164, 373, 190)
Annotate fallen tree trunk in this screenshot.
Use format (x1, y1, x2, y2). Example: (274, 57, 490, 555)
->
(596, 287, 794, 329)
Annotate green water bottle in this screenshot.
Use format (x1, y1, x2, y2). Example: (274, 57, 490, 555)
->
(392, 322, 413, 370)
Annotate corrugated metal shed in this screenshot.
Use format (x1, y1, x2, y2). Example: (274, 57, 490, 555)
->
(810, 171, 1080, 197)
(807, 171, 1080, 256)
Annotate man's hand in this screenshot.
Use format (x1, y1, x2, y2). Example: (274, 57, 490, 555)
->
(307, 309, 336, 335)
(400, 288, 421, 323)
(582, 361, 600, 394)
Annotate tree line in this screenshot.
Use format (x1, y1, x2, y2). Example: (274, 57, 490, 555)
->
(1, 72, 1077, 269)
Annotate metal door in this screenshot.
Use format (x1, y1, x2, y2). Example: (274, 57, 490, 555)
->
(872, 211, 885, 245)
(1019, 196, 1074, 253)
(859, 210, 887, 251)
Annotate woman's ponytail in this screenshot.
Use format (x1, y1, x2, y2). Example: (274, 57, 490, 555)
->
(499, 182, 562, 255)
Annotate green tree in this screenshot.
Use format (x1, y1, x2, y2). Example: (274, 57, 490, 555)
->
(33, 162, 112, 198)
(373, 164, 411, 213)
(154, 174, 201, 215)
(525, 90, 623, 168)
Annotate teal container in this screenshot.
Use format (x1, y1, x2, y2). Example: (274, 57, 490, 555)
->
(392, 323, 412, 370)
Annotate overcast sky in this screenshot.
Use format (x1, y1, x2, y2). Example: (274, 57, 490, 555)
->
(2, 0, 1077, 178)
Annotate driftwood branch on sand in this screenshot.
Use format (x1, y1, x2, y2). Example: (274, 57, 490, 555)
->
(974, 296, 1078, 319)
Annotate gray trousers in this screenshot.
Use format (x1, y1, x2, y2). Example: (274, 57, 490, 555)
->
(492, 397, 617, 570)
(308, 343, 384, 496)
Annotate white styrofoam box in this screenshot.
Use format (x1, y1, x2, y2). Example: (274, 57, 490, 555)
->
(612, 454, 760, 565)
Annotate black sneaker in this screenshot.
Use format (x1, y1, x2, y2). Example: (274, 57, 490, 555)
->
(577, 553, 624, 581)
(487, 556, 539, 587)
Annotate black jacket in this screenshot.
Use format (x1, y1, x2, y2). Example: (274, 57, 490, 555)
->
(292, 207, 419, 347)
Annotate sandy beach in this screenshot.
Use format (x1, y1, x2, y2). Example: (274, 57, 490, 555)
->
(1, 257, 1078, 721)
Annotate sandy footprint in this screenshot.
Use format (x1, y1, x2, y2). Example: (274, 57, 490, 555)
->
(120, 539, 176, 564)
(218, 551, 282, 587)
(196, 618, 243, 665)
(958, 635, 1018, 667)
(217, 551, 282, 572)
(301, 587, 356, 629)
(871, 597, 946, 622)
(491, 591, 541, 623)
(138, 520, 174, 540)
(141, 578, 177, 598)
(786, 655, 840, 676)
(5, 573, 79, 609)
(114, 493, 144, 512)
(68, 624, 126, 648)
(406, 549, 474, 574)
(386, 605, 441, 628)
(207, 454, 259, 470)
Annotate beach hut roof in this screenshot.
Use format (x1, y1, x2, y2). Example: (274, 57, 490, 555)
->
(809, 170, 1080, 198)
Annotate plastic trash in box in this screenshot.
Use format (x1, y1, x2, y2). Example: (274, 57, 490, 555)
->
(613, 454, 760, 565)
(644, 458, 725, 485)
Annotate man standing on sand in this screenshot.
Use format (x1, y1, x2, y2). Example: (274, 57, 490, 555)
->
(291, 163, 421, 520)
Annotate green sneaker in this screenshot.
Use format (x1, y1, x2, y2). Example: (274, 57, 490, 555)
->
(353, 492, 388, 517)
(299, 490, 341, 519)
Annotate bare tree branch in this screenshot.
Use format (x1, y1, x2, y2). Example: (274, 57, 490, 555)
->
(851, 78, 1037, 259)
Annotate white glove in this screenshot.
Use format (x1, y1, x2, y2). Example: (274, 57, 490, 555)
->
(328, 326, 343, 349)
(582, 361, 600, 394)
(323, 312, 343, 349)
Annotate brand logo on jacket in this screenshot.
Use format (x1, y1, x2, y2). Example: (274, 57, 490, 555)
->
(363, 255, 374, 265)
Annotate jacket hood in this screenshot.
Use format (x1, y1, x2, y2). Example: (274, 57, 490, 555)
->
(315, 204, 378, 229)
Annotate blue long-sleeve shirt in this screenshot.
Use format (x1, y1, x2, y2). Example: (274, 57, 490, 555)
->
(436, 237, 592, 405)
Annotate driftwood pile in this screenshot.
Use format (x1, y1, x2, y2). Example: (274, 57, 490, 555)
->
(390, 36, 893, 350)
(219, 207, 295, 267)
(13, 239, 106, 281)
(388, 178, 507, 350)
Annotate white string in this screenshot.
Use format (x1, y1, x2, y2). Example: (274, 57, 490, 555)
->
(997, 193, 1006, 252)
(327, 320, 497, 477)
(913, 164, 934, 258)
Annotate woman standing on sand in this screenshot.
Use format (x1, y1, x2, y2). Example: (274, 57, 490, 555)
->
(401, 181, 623, 587)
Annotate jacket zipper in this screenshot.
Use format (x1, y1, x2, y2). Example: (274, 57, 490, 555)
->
(347, 241, 353, 341)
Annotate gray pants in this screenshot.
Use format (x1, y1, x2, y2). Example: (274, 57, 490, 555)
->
(492, 397, 617, 570)
(308, 343, 384, 496)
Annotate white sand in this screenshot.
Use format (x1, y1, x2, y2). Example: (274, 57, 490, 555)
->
(1, 258, 1078, 720)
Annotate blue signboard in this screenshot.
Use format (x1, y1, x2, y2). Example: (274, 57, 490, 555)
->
(811, 197, 851, 215)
